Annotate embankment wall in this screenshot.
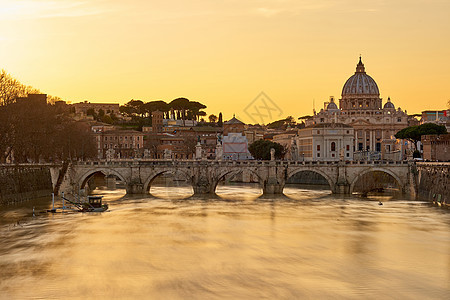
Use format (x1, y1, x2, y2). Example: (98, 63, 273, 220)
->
(0, 165, 53, 205)
(417, 163, 449, 205)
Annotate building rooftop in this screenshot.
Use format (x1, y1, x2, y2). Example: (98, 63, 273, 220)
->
(225, 116, 245, 125)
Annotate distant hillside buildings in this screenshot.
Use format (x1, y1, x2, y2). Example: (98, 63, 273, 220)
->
(12, 57, 449, 162)
(73, 101, 120, 116)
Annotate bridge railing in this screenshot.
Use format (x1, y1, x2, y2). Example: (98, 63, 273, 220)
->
(416, 162, 450, 168)
(0, 163, 63, 167)
(71, 159, 413, 167)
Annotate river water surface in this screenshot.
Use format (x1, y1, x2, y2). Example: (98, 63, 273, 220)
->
(1, 184, 449, 299)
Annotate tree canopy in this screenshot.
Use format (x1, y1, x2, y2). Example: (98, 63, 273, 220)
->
(119, 97, 207, 121)
(395, 123, 447, 150)
(267, 116, 296, 130)
(218, 112, 223, 127)
(0, 70, 96, 163)
(0, 97, 96, 163)
(0, 69, 61, 106)
(248, 140, 286, 160)
(209, 114, 218, 123)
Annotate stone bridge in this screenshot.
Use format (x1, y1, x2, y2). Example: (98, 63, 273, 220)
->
(54, 160, 416, 196)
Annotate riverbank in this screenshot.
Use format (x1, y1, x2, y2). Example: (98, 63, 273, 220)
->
(0, 166, 53, 205)
(416, 162, 449, 207)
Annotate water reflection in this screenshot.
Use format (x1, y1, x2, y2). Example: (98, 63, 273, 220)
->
(216, 182, 262, 201)
(0, 184, 449, 299)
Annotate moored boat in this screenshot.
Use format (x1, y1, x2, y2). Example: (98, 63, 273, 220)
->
(81, 195, 109, 212)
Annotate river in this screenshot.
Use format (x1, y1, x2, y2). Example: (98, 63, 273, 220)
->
(0, 183, 449, 299)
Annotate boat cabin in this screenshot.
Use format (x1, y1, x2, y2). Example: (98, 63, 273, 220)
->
(87, 196, 104, 208)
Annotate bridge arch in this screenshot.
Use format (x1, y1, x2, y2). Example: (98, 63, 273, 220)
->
(77, 168, 128, 190)
(143, 169, 193, 193)
(350, 167, 403, 195)
(286, 168, 335, 192)
(214, 168, 264, 194)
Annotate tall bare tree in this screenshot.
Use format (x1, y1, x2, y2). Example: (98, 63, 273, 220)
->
(0, 69, 41, 106)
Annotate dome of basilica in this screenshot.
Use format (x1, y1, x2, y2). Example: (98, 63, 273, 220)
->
(326, 101, 338, 110)
(341, 57, 379, 97)
(383, 97, 395, 109)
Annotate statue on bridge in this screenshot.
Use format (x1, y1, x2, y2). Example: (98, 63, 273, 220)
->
(106, 148, 115, 161)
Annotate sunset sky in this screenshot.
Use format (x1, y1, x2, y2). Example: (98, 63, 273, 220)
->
(1, 0, 449, 123)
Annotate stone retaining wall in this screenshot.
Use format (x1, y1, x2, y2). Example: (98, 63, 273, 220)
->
(417, 163, 449, 205)
(0, 166, 53, 205)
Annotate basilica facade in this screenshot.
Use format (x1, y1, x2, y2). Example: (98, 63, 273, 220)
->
(305, 57, 411, 160)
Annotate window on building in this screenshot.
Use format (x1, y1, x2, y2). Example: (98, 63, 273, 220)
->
(376, 130, 381, 139)
(332, 153, 335, 157)
(376, 142, 381, 152)
(320, 118, 324, 123)
(358, 143, 363, 151)
(317, 145, 320, 151)
(346, 153, 350, 157)
(397, 118, 402, 122)
(346, 145, 350, 151)
(331, 142, 336, 151)
(317, 153, 320, 157)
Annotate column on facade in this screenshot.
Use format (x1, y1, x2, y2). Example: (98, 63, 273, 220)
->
(363, 130, 367, 150)
(338, 132, 342, 159)
(370, 130, 374, 152)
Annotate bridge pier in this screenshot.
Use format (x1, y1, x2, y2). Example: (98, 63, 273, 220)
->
(263, 177, 284, 194)
(126, 182, 145, 194)
(192, 176, 216, 194)
(334, 182, 350, 194)
(334, 164, 351, 194)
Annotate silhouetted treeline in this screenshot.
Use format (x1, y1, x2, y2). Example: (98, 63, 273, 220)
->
(0, 69, 61, 106)
(0, 70, 96, 163)
(119, 97, 207, 121)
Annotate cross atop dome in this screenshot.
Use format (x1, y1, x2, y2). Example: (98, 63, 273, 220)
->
(356, 56, 365, 73)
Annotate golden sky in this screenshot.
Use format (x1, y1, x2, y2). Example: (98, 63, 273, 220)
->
(1, 0, 449, 123)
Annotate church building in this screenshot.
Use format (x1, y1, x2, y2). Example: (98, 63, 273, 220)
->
(308, 57, 410, 160)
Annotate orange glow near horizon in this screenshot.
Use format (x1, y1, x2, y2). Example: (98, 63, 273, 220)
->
(1, 0, 449, 123)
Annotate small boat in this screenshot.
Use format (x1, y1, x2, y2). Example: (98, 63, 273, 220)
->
(81, 196, 109, 212)
(47, 193, 108, 213)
